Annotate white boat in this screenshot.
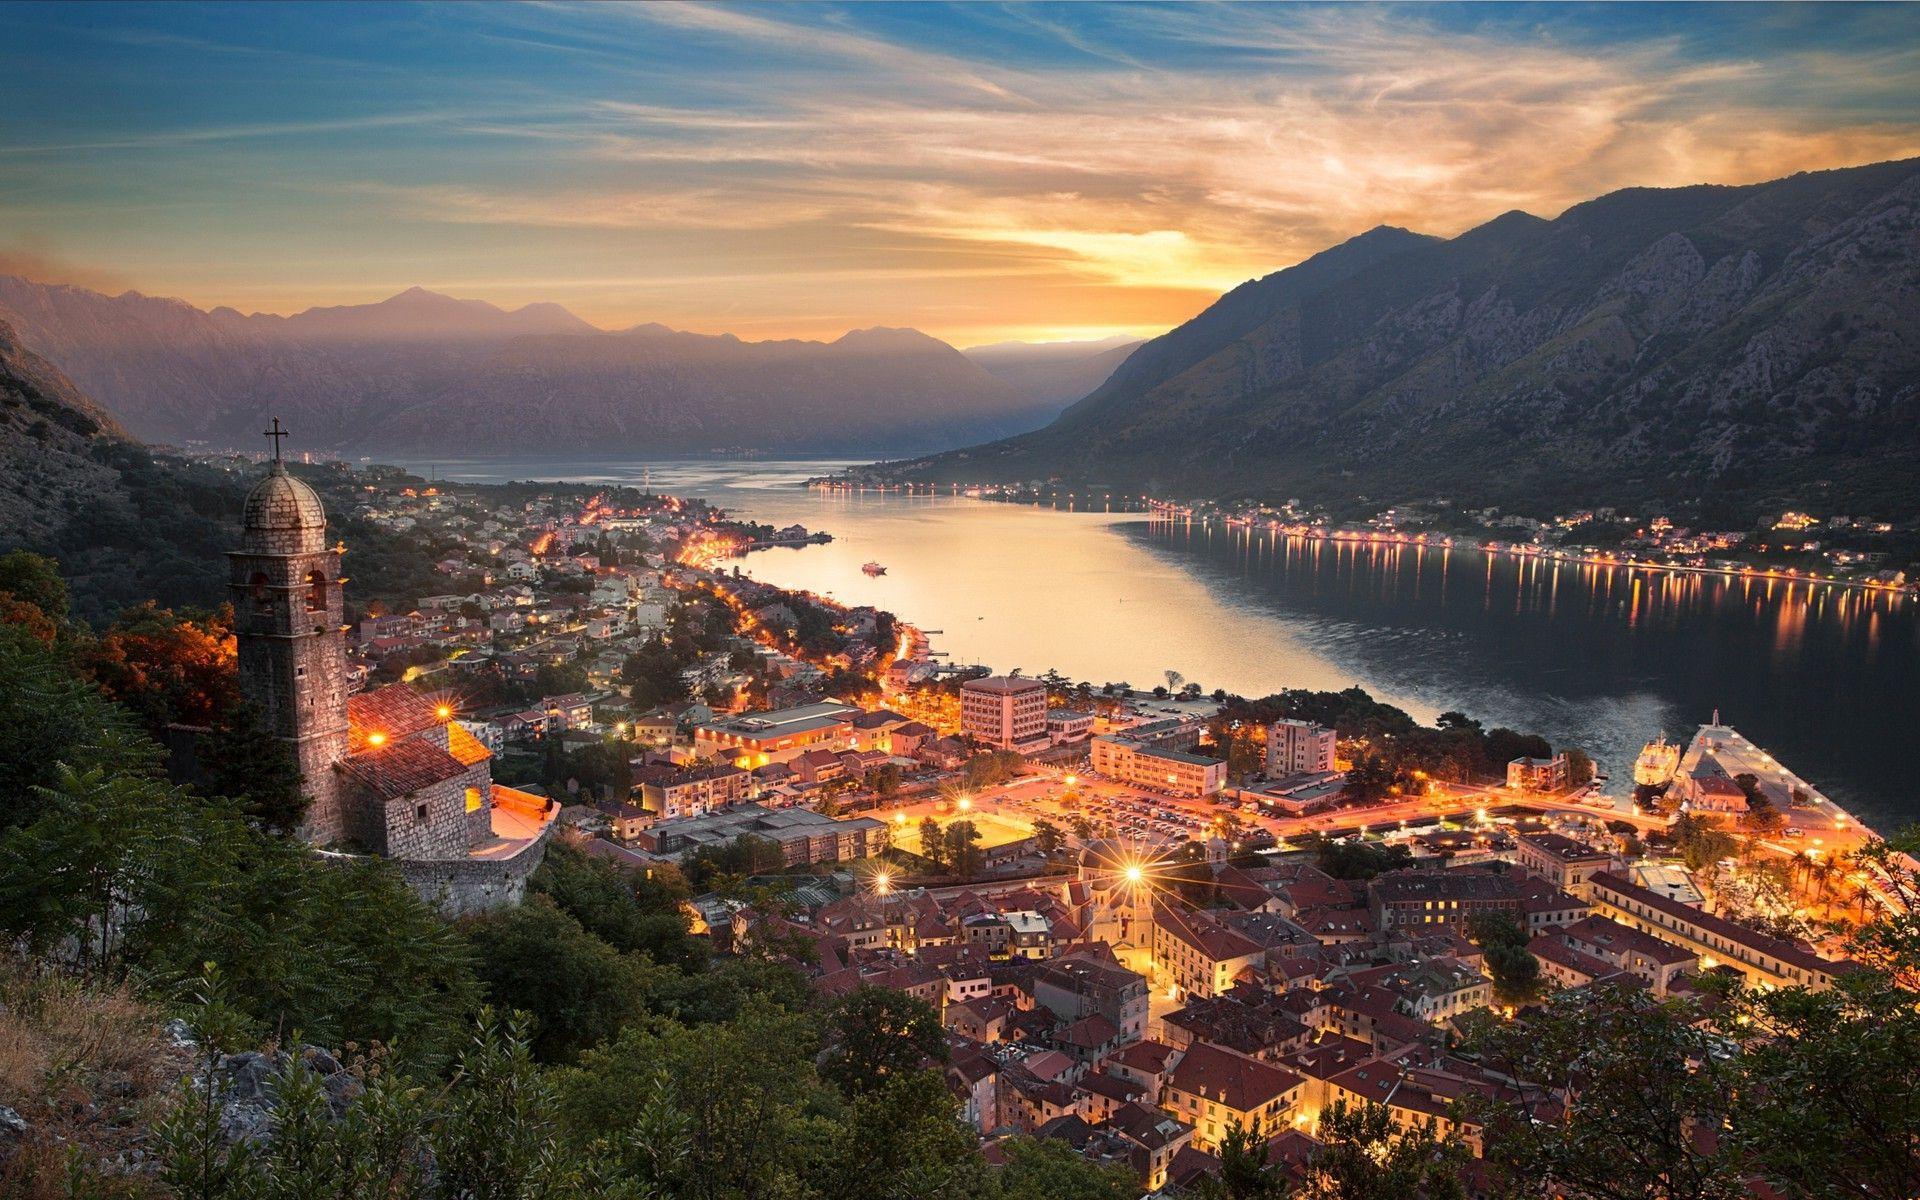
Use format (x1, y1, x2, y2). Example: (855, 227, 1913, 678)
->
(1634, 736, 1680, 787)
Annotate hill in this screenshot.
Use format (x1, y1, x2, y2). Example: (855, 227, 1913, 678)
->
(0, 282, 1059, 457)
(883, 158, 1920, 522)
(962, 335, 1145, 417)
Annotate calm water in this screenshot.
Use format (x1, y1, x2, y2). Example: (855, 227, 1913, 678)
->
(406, 458, 1920, 830)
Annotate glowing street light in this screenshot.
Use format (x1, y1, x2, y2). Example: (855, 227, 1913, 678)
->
(366, 731, 387, 747)
(873, 872, 893, 896)
(435, 704, 453, 720)
(1124, 864, 1145, 884)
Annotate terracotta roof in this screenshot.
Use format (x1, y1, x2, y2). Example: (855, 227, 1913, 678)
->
(1591, 871, 1848, 977)
(1165, 1042, 1302, 1113)
(1154, 897, 1264, 962)
(347, 683, 446, 749)
(341, 739, 468, 800)
(447, 721, 493, 766)
(1107, 1038, 1178, 1075)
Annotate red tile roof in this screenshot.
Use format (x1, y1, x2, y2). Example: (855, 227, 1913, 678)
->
(1165, 1042, 1302, 1114)
(341, 739, 468, 800)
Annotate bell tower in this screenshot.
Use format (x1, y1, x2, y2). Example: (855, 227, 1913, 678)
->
(227, 419, 350, 843)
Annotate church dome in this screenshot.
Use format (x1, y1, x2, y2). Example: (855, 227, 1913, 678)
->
(241, 462, 329, 555)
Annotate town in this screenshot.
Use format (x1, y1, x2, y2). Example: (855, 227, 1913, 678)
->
(258, 452, 1904, 1196)
(815, 478, 1919, 598)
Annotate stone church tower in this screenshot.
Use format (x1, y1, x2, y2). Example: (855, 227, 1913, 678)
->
(228, 423, 350, 843)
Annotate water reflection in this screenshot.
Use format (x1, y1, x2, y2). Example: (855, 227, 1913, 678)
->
(404, 457, 1916, 829)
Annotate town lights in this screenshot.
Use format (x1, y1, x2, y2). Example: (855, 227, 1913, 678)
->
(436, 704, 453, 720)
(873, 872, 892, 896)
(366, 731, 387, 747)
(957, 797, 972, 812)
(1124, 864, 1145, 884)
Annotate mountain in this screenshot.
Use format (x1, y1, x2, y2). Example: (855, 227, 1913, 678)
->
(0, 318, 128, 544)
(886, 158, 1920, 521)
(963, 336, 1145, 417)
(0, 283, 1053, 457)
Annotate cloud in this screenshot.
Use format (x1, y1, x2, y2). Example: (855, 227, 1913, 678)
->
(361, 3, 1920, 301)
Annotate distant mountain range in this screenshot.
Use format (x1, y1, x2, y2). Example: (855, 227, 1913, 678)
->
(0, 281, 1138, 458)
(882, 157, 1920, 522)
(962, 336, 1144, 413)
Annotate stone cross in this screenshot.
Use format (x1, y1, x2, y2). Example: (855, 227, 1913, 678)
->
(264, 417, 289, 462)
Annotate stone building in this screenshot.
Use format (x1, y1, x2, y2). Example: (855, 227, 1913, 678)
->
(231, 438, 554, 913)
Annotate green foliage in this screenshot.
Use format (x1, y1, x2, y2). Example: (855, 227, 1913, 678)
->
(532, 842, 704, 972)
(463, 897, 651, 1064)
(197, 699, 306, 833)
(1466, 911, 1540, 1003)
(992, 1137, 1140, 1200)
(0, 630, 150, 828)
(1463, 982, 1744, 1200)
(1297, 1100, 1468, 1200)
(821, 987, 948, 1098)
(1307, 833, 1413, 880)
(0, 549, 71, 621)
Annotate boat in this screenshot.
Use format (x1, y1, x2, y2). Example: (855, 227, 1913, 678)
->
(862, 561, 888, 576)
(1633, 736, 1680, 787)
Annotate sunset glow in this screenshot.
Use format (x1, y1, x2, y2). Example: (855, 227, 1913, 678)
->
(1, 4, 1916, 344)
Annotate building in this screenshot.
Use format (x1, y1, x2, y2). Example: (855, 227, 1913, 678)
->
(1588, 871, 1852, 989)
(1507, 754, 1571, 793)
(1150, 897, 1265, 1000)
(693, 702, 859, 764)
(1267, 719, 1336, 776)
(632, 802, 888, 866)
(1161, 1042, 1305, 1152)
(229, 443, 553, 914)
(960, 676, 1050, 752)
(1367, 869, 1523, 933)
(634, 761, 751, 818)
(1511, 831, 1615, 901)
(1033, 955, 1150, 1044)
(1092, 735, 1227, 797)
(1047, 710, 1096, 745)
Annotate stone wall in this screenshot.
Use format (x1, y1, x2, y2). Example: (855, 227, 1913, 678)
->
(399, 832, 554, 918)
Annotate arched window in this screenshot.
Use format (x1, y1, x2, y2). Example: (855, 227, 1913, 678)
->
(249, 571, 272, 614)
(305, 569, 328, 612)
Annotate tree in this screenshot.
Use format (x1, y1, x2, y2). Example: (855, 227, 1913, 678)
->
(1564, 748, 1596, 788)
(0, 549, 70, 623)
(1204, 1118, 1284, 1199)
(918, 816, 946, 869)
(822, 987, 947, 1098)
(197, 699, 306, 833)
(464, 896, 651, 1063)
(824, 1069, 984, 1200)
(946, 819, 984, 880)
(79, 602, 238, 730)
(1298, 1100, 1468, 1200)
(1466, 910, 1540, 1004)
(533, 841, 704, 972)
(1463, 983, 1744, 1200)
(1030, 817, 1065, 858)
(0, 628, 153, 827)
(555, 1000, 823, 1200)
(994, 1136, 1139, 1200)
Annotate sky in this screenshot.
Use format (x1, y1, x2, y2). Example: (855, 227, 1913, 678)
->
(0, 2, 1916, 346)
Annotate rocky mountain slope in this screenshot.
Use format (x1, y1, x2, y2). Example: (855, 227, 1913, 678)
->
(0, 283, 1058, 457)
(889, 158, 1920, 521)
(0, 318, 127, 544)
